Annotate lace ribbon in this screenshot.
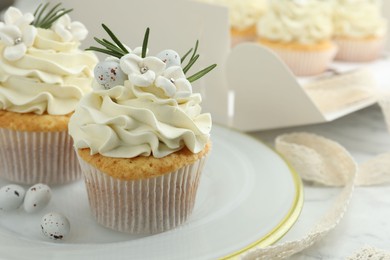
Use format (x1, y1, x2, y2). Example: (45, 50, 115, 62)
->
(239, 99, 390, 259)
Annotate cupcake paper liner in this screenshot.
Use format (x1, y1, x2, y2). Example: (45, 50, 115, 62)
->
(77, 153, 207, 234)
(0, 128, 81, 185)
(268, 44, 338, 76)
(334, 37, 385, 62)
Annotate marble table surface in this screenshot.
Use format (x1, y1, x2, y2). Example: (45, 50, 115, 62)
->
(249, 104, 390, 259)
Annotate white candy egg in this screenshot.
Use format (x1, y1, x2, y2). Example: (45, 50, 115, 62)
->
(0, 185, 25, 211)
(41, 212, 70, 240)
(23, 184, 52, 213)
(94, 60, 127, 90)
(156, 49, 181, 68)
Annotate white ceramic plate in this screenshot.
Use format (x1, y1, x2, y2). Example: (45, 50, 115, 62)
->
(0, 126, 303, 259)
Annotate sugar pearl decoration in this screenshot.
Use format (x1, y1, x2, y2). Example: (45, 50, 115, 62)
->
(156, 49, 181, 68)
(94, 60, 127, 90)
(14, 37, 23, 45)
(0, 185, 25, 211)
(41, 212, 70, 240)
(140, 66, 149, 74)
(23, 183, 52, 213)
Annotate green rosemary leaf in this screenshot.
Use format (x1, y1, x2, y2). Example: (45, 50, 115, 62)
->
(38, 3, 50, 21)
(39, 3, 62, 25)
(41, 8, 73, 29)
(183, 54, 199, 74)
(102, 39, 124, 51)
(32, 3, 74, 29)
(102, 24, 129, 54)
(33, 3, 43, 17)
(42, 8, 65, 25)
(181, 48, 193, 64)
(94, 37, 126, 55)
(102, 39, 116, 45)
(187, 64, 217, 83)
(141, 27, 150, 58)
(34, 2, 49, 26)
(189, 40, 199, 63)
(86, 47, 123, 58)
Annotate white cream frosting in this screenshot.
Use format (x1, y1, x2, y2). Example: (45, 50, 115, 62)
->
(197, 0, 268, 30)
(258, 0, 333, 44)
(333, 0, 387, 38)
(69, 82, 211, 158)
(0, 28, 98, 115)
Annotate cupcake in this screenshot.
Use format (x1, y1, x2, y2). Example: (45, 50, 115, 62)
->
(333, 0, 387, 62)
(197, 0, 268, 46)
(257, 0, 337, 76)
(69, 25, 215, 234)
(0, 4, 98, 184)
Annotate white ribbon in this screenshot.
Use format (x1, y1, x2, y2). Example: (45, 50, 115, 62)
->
(239, 99, 390, 259)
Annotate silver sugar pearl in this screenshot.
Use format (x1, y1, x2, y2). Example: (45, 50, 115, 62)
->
(140, 66, 149, 74)
(14, 37, 22, 45)
(170, 78, 175, 84)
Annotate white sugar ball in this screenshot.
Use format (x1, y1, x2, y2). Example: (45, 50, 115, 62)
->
(41, 212, 70, 240)
(0, 185, 25, 211)
(156, 49, 181, 68)
(23, 183, 52, 213)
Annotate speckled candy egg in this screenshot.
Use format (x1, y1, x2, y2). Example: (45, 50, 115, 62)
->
(23, 184, 52, 213)
(94, 60, 127, 90)
(41, 212, 70, 240)
(0, 185, 25, 211)
(156, 49, 181, 68)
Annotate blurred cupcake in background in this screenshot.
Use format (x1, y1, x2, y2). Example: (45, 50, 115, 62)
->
(333, 0, 387, 62)
(257, 0, 337, 76)
(197, 0, 268, 46)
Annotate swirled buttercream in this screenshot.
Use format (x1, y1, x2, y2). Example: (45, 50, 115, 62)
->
(68, 82, 212, 158)
(0, 28, 98, 115)
(197, 0, 268, 30)
(333, 0, 387, 38)
(258, 0, 333, 44)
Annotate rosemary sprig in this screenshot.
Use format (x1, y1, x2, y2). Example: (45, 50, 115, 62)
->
(183, 54, 199, 74)
(86, 24, 129, 58)
(101, 24, 129, 54)
(32, 3, 73, 29)
(180, 47, 193, 64)
(187, 64, 217, 83)
(189, 40, 199, 64)
(182, 40, 217, 82)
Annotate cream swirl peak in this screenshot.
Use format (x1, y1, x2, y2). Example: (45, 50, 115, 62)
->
(333, 0, 387, 38)
(69, 26, 216, 158)
(258, 0, 334, 45)
(0, 4, 98, 115)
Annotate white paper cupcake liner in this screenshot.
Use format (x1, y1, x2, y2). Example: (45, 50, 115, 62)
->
(334, 37, 385, 62)
(77, 154, 208, 234)
(268, 44, 338, 76)
(0, 128, 81, 185)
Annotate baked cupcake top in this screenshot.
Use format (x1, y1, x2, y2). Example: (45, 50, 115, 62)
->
(69, 26, 215, 159)
(258, 0, 333, 45)
(0, 4, 98, 115)
(197, 0, 268, 31)
(333, 0, 387, 38)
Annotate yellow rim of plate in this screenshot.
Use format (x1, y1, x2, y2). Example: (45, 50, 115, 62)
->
(217, 129, 304, 260)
